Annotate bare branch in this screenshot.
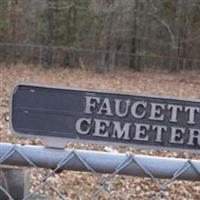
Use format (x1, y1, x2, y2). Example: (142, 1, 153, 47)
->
(147, 12, 176, 48)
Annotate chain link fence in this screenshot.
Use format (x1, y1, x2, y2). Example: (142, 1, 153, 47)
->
(1, 0, 200, 72)
(1, 1, 200, 199)
(1, 142, 200, 200)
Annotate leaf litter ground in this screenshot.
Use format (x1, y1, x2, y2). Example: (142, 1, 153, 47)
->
(1, 64, 200, 200)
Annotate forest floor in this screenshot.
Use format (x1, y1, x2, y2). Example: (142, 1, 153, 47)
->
(1, 64, 200, 199)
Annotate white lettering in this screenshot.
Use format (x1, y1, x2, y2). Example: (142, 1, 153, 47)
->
(84, 96, 100, 114)
(169, 127, 185, 144)
(187, 129, 200, 146)
(167, 104, 183, 122)
(131, 101, 147, 119)
(75, 118, 91, 135)
(185, 107, 199, 124)
(111, 121, 131, 140)
(97, 98, 113, 116)
(133, 123, 150, 141)
(152, 125, 167, 142)
(149, 103, 165, 121)
(93, 119, 110, 137)
(115, 99, 130, 117)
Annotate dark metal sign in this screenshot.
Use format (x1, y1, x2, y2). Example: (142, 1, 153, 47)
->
(11, 83, 200, 151)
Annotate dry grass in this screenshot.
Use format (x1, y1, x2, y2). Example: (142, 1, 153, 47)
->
(1, 64, 200, 199)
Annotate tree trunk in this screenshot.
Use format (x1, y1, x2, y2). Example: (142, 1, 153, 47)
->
(129, 0, 140, 71)
(45, 0, 53, 67)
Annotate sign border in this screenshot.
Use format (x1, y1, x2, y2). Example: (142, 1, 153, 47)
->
(10, 82, 200, 151)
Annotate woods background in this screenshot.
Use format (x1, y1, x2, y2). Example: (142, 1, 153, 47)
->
(1, 0, 200, 72)
(1, 1, 200, 199)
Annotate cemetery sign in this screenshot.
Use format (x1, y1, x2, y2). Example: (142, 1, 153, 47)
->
(10, 83, 200, 150)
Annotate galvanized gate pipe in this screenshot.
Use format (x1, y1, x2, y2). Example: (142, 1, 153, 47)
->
(1, 143, 200, 181)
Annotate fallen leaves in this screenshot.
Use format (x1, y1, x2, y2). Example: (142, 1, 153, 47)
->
(1, 64, 200, 199)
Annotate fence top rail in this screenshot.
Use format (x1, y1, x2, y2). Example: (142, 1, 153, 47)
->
(1, 142, 200, 181)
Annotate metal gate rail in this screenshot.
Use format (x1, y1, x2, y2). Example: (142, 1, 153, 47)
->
(1, 142, 200, 181)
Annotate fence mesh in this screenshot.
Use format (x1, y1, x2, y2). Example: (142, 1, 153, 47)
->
(1, 0, 200, 71)
(0, 143, 200, 200)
